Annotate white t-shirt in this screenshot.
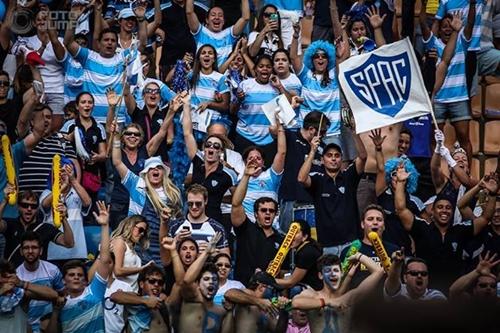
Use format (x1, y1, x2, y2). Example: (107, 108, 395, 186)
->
(104, 279, 134, 333)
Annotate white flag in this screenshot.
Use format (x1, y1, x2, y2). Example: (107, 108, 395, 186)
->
(338, 38, 432, 134)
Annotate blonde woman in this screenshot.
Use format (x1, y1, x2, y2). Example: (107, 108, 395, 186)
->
(110, 215, 151, 291)
(112, 135, 182, 264)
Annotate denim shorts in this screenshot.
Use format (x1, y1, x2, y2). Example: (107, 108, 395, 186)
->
(434, 100, 471, 123)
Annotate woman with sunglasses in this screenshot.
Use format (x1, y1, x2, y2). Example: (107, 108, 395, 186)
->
(189, 44, 231, 133)
(213, 253, 244, 304)
(290, 23, 348, 145)
(110, 215, 151, 291)
(248, 5, 284, 58)
(183, 93, 237, 222)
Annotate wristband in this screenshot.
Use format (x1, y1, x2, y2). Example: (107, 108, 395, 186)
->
(375, 146, 382, 152)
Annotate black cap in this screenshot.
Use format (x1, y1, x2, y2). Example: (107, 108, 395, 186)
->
(323, 143, 343, 156)
(249, 271, 283, 290)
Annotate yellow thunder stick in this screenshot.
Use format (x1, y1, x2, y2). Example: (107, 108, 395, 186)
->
(52, 154, 62, 228)
(266, 222, 300, 277)
(368, 231, 391, 272)
(1, 135, 17, 205)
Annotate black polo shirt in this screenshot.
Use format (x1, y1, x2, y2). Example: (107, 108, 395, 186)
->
(3, 218, 62, 267)
(234, 218, 288, 286)
(279, 130, 324, 203)
(341, 239, 399, 289)
(131, 106, 170, 162)
(294, 241, 323, 290)
(307, 163, 361, 247)
(191, 152, 236, 221)
(0, 97, 22, 142)
(410, 217, 474, 290)
(464, 225, 500, 271)
(377, 188, 424, 253)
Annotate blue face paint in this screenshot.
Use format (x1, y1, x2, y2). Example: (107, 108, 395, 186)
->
(322, 265, 341, 291)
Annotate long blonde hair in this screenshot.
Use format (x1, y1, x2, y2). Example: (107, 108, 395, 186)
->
(111, 215, 150, 249)
(144, 170, 182, 217)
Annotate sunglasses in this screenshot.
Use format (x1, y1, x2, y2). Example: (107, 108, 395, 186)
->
(216, 263, 232, 269)
(144, 88, 160, 95)
(124, 131, 141, 137)
(313, 53, 327, 60)
(406, 270, 428, 277)
(477, 283, 496, 289)
(135, 226, 147, 235)
(187, 201, 203, 208)
(259, 208, 276, 214)
(19, 202, 38, 210)
(204, 141, 222, 150)
(0, 80, 10, 87)
(147, 278, 164, 285)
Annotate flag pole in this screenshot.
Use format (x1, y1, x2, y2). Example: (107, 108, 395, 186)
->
(318, 113, 324, 134)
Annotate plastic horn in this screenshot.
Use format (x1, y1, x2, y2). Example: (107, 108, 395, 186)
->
(52, 154, 62, 228)
(368, 231, 391, 272)
(266, 222, 300, 277)
(1, 135, 17, 205)
(341, 240, 362, 274)
(358, 37, 376, 52)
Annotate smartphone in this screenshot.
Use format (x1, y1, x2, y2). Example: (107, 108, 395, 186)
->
(270, 13, 278, 21)
(182, 226, 190, 231)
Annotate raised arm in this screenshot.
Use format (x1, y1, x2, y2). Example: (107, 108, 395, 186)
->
(65, 164, 91, 207)
(185, 0, 201, 33)
(0, 0, 15, 51)
(146, 0, 162, 37)
(353, 131, 368, 175)
(290, 23, 303, 73)
(297, 136, 320, 188)
(369, 129, 387, 196)
(464, 0, 476, 41)
(419, 0, 431, 40)
(161, 236, 186, 283)
(94, 201, 112, 279)
(472, 175, 498, 235)
(366, 5, 387, 47)
(343, 253, 385, 304)
(384, 249, 405, 297)
(111, 130, 130, 179)
(132, 1, 148, 53)
(53, 202, 75, 248)
(394, 164, 415, 231)
(232, 0, 251, 36)
(147, 95, 181, 156)
(430, 130, 446, 191)
(231, 162, 259, 227)
(457, 179, 484, 220)
(270, 113, 286, 174)
(330, 0, 344, 40)
(181, 94, 197, 160)
(47, 13, 65, 61)
(64, 5, 86, 56)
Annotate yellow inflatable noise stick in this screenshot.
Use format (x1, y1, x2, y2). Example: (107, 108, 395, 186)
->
(52, 154, 62, 228)
(1, 135, 17, 205)
(368, 231, 391, 272)
(266, 222, 300, 277)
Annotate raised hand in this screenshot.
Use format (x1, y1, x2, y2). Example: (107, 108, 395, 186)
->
(434, 129, 444, 149)
(161, 236, 177, 252)
(310, 135, 321, 152)
(244, 162, 261, 177)
(483, 172, 499, 194)
(106, 87, 119, 107)
(396, 163, 410, 182)
(450, 11, 463, 32)
(206, 232, 222, 254)
(475, 252, 500, 278)
(93, 201, 110, 226)
(369, 128, 386, 150)
(365, 5, 387, 29)
(391, 248, 405, 263)
(132, 0, 147, 19)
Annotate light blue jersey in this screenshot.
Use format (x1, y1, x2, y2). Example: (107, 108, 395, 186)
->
(60, 273, 107, 333)
(190, 71, 230, 123)
(297, 65, 341, 136)
(74, 46, 138, 124)
(263, 0, 303, 11)
(237, 78, 279, 145)
(242, 167, 283, 222)
(423, 30, 470, 103)
(126, 302, 152, 333)
(435, 0, 483, 51)
(193, 25, 237, 67)
(62, 52, 84, 104)
(16, 260, 64, 333)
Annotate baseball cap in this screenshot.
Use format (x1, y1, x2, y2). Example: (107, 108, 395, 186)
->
(118, 8, 136, 19)
(139, 156, 170, 177)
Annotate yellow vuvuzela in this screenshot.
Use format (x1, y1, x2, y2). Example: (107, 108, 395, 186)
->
(52, 154, 61, 228)
(1, 135, 17, 205)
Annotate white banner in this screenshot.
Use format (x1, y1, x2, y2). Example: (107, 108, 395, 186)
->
(338, 38, 432, 134)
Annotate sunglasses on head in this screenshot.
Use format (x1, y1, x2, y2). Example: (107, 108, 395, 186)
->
(477, 282, 496, 289)
(147, 278, 164, 285)
(259, 208, 276, 214)
(135, 226, 147, 235)
(19, 202, 37, 210)
(187, 201, 203, 208)
(144, 88, 160, 95)
(204, 141, 222, 150)
(0, 80, 10, 87)
(124, 131, 141, 137)
(216, 263, 231, 268)
(406, 270, 428, 277)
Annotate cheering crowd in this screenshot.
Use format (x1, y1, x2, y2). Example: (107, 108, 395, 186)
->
(0, 0, 499, 332)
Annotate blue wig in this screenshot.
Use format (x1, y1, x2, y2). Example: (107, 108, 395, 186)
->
(384, 157, 419, 194)
(303, 40, 336, 72)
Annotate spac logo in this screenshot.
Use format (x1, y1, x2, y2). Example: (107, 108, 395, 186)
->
(344, 52, 411, 118)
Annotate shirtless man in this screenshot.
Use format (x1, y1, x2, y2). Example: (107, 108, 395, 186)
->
(179, 233, 232, 333)
(292, 254, 384, 333)
(225, 271, 289, 333)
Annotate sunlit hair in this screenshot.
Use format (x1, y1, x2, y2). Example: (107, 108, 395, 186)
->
(143, 168, 182, 217)
(384, 157, 419, 194)
(111, 215, 150, 249)
(120, 123, 145, 147)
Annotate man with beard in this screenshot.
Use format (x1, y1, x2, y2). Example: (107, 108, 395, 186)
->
(449, 252, 499, 301)
(291, 254, 384, 333)
(0, 189, 74, 267)
(298, 134, 367, 255)
(395, 166, 498, 291)
(46, 201, 111, 333)
(224, 271, 289, 333)
(384, 251, 447, 301)
(179, 232, 233, 333)
(15, 232, 65, 333)
(111, 265, 171, 332)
